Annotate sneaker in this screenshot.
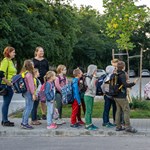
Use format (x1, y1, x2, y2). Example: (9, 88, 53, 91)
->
(92, 124, 99, 129)
(78, 120, 85, 125)
(47, 123, 57, 129)
(55, 119, 65, 125)
(125, 126, 137, 133)
(108, 122, 116, 127)
(103, 123, 114, 128)
(21, 123, 34, 129)
(70, 123, 79, 128)
(85, 125, 98, 131)
(60, 119, 66, 124)
(41, 114, 46, 120)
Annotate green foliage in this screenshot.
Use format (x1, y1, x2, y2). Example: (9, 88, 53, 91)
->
(103, 0, 148, 50)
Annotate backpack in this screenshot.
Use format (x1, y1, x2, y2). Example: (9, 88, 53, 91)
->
(38, 83, 46, 102)
(104, 73, 123, 96)
(96, 74, 107, 96)
(12, 71, 28, 94)
(56, 75, 66, 93)
(61, 83, 74, 105)
(144, 82, 150, 100)
(79, 74, 92, 93)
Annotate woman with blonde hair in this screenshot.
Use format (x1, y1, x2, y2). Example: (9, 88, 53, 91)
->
(32, 46, 49, 120)
(0, 46, 17, 127)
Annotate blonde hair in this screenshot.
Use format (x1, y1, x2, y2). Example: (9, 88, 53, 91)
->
(73, 68, 81, 77)
(111, 59, 119, 64)
(34, 46, 43, 57)
(44, 71, 56, 82)
(56, 65, 66, 74)
(33, 68, 39, 77)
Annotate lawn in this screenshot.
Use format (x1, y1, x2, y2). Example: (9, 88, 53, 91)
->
(11, 100, 150, 119)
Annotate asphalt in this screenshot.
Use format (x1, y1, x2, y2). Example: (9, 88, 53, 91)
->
(0, 118, 150, 137)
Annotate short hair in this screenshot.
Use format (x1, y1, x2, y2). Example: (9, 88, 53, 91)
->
(73, 68, 81, 77)
(44, 71, 56, 82)
(56, 65, 66, 74)
(117, 61, 125, 70)
(111, 59, 119, 64)
(3, 46, 15, 58)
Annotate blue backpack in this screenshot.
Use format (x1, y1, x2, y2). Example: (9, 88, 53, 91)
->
(96, 74, 106, 96)
(12, 72, 28, 94)
(61, 83, 74, 105)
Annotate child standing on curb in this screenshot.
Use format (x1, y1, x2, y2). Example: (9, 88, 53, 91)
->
(55, 65, 68, 125)
(45, 71, 57, 129)
(31, 68, 42, 125)
(84, 65, 98, 131)
(21, 60, 36, 129)
(70, 68, 84, 128)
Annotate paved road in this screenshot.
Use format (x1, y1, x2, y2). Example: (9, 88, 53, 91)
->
(0, 136, 150, 150)
(0, 77, 149, 119)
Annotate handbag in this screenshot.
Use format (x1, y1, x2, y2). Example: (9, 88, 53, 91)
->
(0, 84, 7, 96)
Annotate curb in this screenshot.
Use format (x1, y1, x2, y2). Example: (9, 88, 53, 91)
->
(0, 129, 150, 137)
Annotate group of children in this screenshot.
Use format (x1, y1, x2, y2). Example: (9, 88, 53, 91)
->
(0, 46, 138, 133)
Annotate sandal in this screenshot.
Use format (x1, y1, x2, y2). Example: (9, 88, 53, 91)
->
(125, 126, 137, 133)
(31, 121, 41, 125)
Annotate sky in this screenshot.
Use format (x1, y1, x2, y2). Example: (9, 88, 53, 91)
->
(71, 0, 150, 13)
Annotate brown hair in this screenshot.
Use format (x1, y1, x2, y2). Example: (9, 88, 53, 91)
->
(56, 65, 66, 74)
(21, 59, 34, 75)
(34, 46, 44, 57)
(3, 46, 15, 58)
(117, 61, 125, 70)
(73, 68, 81, 77)
(44, 71, 56, 82)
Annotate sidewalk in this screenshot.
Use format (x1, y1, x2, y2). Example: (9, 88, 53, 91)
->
(0, 118, 150, 137)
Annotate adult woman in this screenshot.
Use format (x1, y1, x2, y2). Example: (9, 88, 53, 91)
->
(0, 46, 17, 126)
(32, 47, 49, 120)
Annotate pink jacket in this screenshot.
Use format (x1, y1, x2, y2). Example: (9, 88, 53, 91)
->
(24, 72, 35, 94)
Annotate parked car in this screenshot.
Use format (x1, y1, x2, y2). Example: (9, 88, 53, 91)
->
(142, 69, 150, 77)
(129, 70, 136, 77)
(97, 69, 106, 78)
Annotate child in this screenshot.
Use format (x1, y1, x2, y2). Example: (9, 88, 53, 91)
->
(102, 65, 116, 128)
(45, 71, 57, 129)
(70, 68, 84, 128)
(21, 60, 36, 129)
(84, 64, 98, 130)
(31, 68, 42, 125)
(55, 65, 68, 125)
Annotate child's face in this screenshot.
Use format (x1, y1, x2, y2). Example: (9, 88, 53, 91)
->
(35, 71, 40, 78)
(112, 62, 118, 68)
(51, 75, 56, 81)
(62, 67, 67, 75)
(77, 71, 82, 78)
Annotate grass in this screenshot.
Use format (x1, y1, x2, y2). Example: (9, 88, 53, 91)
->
(11, 99, 150, 119)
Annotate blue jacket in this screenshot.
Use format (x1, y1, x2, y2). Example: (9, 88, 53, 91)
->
(45, 81, 55, 102)
(72, 78, 81, 105)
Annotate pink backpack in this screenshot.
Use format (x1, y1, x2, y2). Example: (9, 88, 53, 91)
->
(38, 83, 46, 102)
(144, 82, 150, 100)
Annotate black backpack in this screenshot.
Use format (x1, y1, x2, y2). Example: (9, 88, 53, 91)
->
(105, 73, 123, 96)
(96, 74, 107, 96)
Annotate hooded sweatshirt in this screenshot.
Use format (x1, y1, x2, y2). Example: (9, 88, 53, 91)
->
(85, 65, 97, 97)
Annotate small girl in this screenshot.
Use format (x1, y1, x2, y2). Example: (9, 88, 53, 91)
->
(31, 68, 42, 125)
(55, 65, 68, 125)
(21, 60, 36, 129)
(44, 71, 57, 129)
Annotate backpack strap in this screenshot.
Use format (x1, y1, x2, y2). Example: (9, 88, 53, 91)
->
(57, 75, 66, 85)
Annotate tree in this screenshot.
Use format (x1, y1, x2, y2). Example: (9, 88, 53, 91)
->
(103, 0, 148, 50)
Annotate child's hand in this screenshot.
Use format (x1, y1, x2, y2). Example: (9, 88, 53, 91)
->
(32, 94, 36, 101)
(134, 78, 139, 84)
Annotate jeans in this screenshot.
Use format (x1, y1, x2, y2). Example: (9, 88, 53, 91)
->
(103, 95, 116, 124)
(2, 86, 13, 122)
(22, 91, 34, 125)
(55, 93, 62, 119)
(84, 95, 94, 126)
(47, 101, 54, 126)
(31, 99, 39, 121)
